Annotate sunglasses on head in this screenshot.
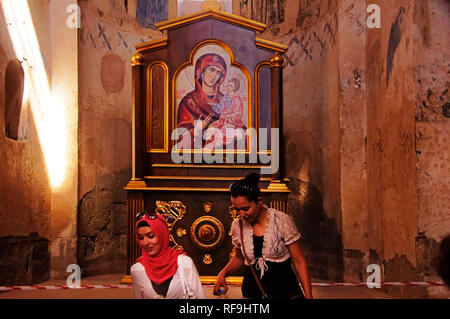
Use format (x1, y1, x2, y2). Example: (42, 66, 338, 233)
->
(230, 183, 257, 192)
(136, 211, 158, 221)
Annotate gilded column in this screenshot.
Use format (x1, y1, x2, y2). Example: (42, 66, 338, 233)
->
(127, 53, 147, 188)
(122, 192, 144, 282)
(268, 53, 289, 191)
(122, 53, 146, 283)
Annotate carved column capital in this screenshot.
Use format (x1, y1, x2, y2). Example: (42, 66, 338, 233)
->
(131, 53, 145, 67)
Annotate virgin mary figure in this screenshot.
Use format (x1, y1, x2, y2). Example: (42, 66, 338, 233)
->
(176, 53, 227, 149)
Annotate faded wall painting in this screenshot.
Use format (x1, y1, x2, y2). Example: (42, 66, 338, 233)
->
(175, 43, 249, 151)
(240, 0, 286, 28)
(136, 0, 168, 29)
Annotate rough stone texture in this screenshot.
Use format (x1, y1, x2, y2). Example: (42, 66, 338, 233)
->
(76, 0, 165, 276)
(280, 1, 342, 231)
(255, 0, 355, 283)
(0, 1, 52, 242)
(337, 0, 369, 282)
(71, 0, 447, 297)
(369, 0, 418, 269)
(288, 178, 343, 281)
(0, 0, 448, 296)
(260, 3, 343, 283)
(414, 0, 450, 246)
(413, 0, 449, 297)
(0, 233, 50, 285)
(0, 0, 79, 281)
(244, 0, 449, 297)
(246, 0, 345, 281)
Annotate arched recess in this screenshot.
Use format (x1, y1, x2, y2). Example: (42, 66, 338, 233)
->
(5, 59, 26, 141)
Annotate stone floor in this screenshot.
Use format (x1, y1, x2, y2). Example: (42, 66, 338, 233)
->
(1, 274, 448, 299)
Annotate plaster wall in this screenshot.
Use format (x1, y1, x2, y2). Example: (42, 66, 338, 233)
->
(337, 0, 369, 282)
(238, 0, 448, 295)
(0, 0, 79, 282)
(413, 0, 450, 297)
(2, 0, 446, 294)
(76, 0, 169, 275)
(0, 0, 51, 241)
(240, 0, 344, 281)
(414, 0, 449, 244)
(364, 1, 419, 296)
(48, 0, 79, 279)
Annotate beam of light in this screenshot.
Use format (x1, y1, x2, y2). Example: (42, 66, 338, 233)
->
(1, 0, 67, 188)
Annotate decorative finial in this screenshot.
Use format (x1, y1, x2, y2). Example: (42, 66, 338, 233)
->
(201, 0, 221, 11)
(270, 52, 284, 67)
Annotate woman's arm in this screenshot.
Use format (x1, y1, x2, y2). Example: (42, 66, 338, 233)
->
(130, 263, 148, 299)
(288, 241, 314, 299)
(182, 256, 206, 299)
(213, 248, 245, 295)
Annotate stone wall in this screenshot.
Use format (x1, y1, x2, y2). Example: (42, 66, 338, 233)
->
(0, 0, 448, 296)
(0, 0, 52, 285)
(413, 0, 450, 298)
(76, 0, 176, 276)
(365, 0, 421, 297)
(0, 233, 50, 285)
(0, 0, 79, 282)
(239, 0, 449, 296)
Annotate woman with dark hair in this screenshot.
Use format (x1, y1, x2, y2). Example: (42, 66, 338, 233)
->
(213, 173, 313, 299)
(131, 212, 205, 299)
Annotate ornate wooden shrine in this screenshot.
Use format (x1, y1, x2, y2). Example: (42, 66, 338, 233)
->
(123, 4, 289, 283)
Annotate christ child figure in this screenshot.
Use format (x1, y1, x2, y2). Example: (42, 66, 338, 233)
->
(205, 78, 245, 149)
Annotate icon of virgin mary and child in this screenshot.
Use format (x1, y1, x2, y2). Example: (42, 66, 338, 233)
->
(176, 53, 246, 150)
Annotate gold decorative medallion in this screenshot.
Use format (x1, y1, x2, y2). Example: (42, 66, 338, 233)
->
(190, 216, 225, 251)
(203, 202, 212, 213)
(203, 254, 213, 265)
(176, 227, 187, 238)
(198, 224, 216, 241)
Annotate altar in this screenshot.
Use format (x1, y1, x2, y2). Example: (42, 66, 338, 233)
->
(123, 2, 290, 283)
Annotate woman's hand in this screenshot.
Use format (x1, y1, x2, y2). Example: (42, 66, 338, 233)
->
(213, 248, 244, 295)
(213, 272, 228, 295)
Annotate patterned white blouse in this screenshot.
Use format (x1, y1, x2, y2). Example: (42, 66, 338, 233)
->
(230, 206, 302, 277)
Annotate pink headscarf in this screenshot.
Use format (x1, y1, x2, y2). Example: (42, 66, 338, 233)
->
(136, 214, 186, 284)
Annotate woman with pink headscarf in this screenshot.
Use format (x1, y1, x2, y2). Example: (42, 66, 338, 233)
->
(131, 211, 205, 299)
